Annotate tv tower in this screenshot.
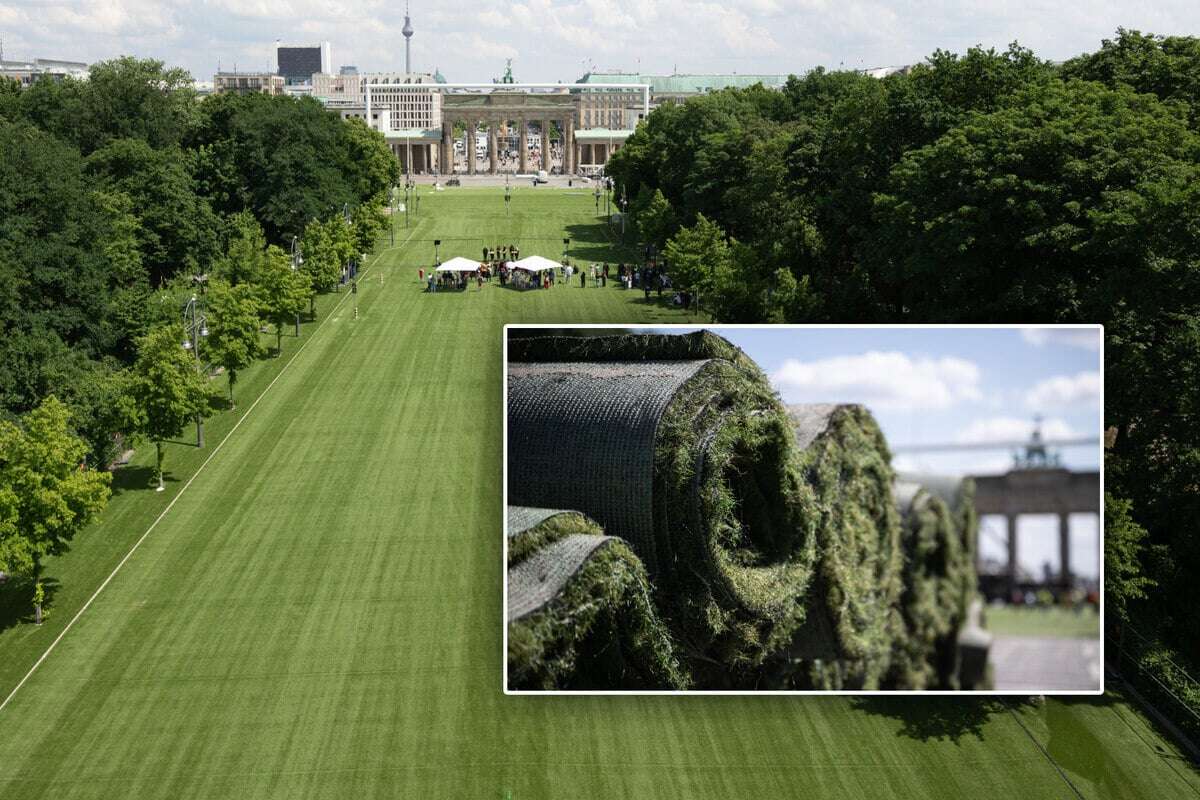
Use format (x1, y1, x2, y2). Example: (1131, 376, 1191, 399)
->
(402, 1, 414, 74)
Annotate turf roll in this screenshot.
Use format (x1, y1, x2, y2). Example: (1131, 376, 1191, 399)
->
(783, 404, 905, 689)
(507, 332, 823, 686)
(506, 506, 687, 690)
(893, 473, 988, 689)
(889, 481, 967, 688)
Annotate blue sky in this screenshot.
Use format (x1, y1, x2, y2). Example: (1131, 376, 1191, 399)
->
(656, 325, 1103, 579)
(1, 1, 1196, 84)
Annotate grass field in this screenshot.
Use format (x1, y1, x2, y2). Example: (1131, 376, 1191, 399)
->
(986, 605, 1102, 639)
(0, 187, 1196, 799)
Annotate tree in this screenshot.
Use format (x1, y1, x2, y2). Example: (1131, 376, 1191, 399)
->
(127, 324, 219, 490)
(870, 79, 1200, 321)
(341, 119, 399, 201)
(213, 212, 271, 287)
(85, 138, 220, 286)
(1104, 493, 1154, 622)
(0, 120, 110, 354)
(299, 218, 343, 314)
(327, 218, 356, 293)
(636, 188, 677, 252)
(79, 57, 197, 154)
(205, 279, 264, 408)
(664, 213, 732, 300)
(352, 197, 386, 256)
(1062, 28, 1200, 126)
(95, 191, 152, 362)
(258, 247, 314, 355)
(0, 397, 112, 619)
(188, 93, 362, 242)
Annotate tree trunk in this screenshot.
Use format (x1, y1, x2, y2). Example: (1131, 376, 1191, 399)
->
(310, 296, 317, 319)
(156, 441, 165, 491)
(276, 327, 282, 356)
(229, 370, 237, 410)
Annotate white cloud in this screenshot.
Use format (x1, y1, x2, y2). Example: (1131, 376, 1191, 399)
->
(477, 10, 513, 29)
(771, 351, 982, 410)
(1020, 328, 1101, 351)
(1025, 371, 1101, 410)
(3, 0, 1197, 95)
(955, 416, 1077, 445)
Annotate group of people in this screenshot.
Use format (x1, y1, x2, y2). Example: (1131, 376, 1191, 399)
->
(483, 244, 520, 262)
(421, 252, 675, 299)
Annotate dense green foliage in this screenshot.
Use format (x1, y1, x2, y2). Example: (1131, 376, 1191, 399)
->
(608, 29, 1200, 683)
(0, 56, 396, 591)
(0, 397, 111, 579)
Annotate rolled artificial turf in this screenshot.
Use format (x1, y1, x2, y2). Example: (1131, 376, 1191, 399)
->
(782, 404, 905, 690)
(892, 474, 990, 689)
(506, 506, 688, 690)
(509, 332, 918, 689)
(508, 332, 822, 686)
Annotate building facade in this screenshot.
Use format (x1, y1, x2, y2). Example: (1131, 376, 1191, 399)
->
(0, 58, 89, 86)
(575, 71, 790, 128)
(213, 72, 285, 96)
(277, 42, 331, 84)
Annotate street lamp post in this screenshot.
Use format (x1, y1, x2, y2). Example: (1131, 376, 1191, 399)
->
(620, 188, 628, 240)
(181, 293, 208, 448)
(290, 236, 303, 335)
(434, 239, 441, 266)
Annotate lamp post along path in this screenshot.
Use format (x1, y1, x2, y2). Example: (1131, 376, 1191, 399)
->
(182, 294, 208, 448)
(290, 236, 302, 336)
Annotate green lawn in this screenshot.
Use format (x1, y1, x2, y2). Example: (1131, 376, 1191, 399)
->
(0, 187, 1196, 799)
(986, 605, 1102, 639)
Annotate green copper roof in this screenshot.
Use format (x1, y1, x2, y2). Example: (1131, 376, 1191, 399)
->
(575, 72, 789, 94)
(573, 128, 634, 141)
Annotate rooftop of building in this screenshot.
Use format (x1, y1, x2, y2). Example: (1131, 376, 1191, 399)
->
(1, 58, 89, 71)
(576, 71, 791, 93)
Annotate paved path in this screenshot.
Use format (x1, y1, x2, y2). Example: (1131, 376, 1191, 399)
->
(991, 636, 1102, 691)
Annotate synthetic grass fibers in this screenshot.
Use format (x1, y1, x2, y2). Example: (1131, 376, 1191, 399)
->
(0, 188, 1193, 797)
(506, 507, 687, 690)
(890, 480, 976, 689)
(508, 332, 828, 687)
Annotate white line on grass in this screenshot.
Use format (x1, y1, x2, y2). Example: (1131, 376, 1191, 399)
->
(0, 224, 419, 715)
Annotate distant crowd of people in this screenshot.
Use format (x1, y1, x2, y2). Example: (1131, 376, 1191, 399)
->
(420, 250, 692, 303)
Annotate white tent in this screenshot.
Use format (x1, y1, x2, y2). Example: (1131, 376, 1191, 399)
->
(435, 256, 482, 272)
(512, 255, 561, 272)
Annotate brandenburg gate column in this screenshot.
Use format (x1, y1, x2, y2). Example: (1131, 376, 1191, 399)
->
(565, 117, 575, 174)
(541, 119, 551, 173)
(468, 120, 477, 175)
(518, 117, 528, 174)
(488, 120, 498, 174)
(441, 120, 453, 174)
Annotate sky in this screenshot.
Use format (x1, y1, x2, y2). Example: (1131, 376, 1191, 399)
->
(657, 325, 1104, 579)
(1, 1, 1197, 83)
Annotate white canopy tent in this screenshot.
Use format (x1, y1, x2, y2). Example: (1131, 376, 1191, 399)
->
(435, 256, 482, 272)
(511, 255, 561, 273)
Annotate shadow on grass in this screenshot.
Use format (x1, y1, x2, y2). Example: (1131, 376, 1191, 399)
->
(110, 465, 180, 497)
(0, 575, 60, 635)
(850, 696, 1034, 743)
(563, 222, 641, 263)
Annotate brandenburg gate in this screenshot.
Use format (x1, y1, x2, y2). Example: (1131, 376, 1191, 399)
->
(439, 91, 579, 175)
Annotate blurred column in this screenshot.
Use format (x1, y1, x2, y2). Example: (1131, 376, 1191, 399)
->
(1058, 511, 1072, 592)
(1006, 513, 1019, 601)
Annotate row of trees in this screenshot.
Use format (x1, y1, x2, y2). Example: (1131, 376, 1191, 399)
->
(0, 57, 396, 614)
(608, 30, 1200, 672)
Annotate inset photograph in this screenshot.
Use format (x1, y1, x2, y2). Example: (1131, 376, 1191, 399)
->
(503, 326, 1102, 692)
